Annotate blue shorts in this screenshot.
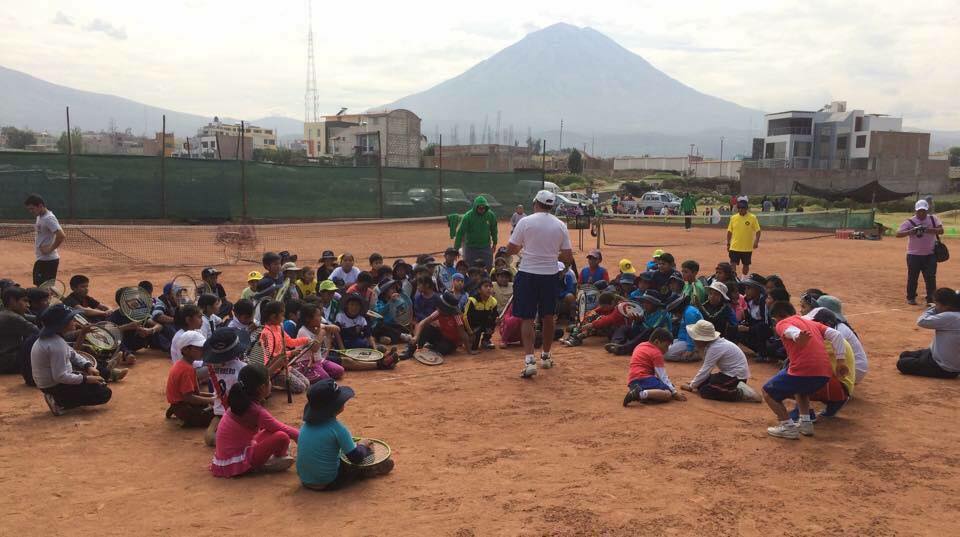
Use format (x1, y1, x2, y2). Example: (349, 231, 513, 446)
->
(629, 377, 671, 392)
(512, 271, 560, 320)
(762, 371, 829, 402)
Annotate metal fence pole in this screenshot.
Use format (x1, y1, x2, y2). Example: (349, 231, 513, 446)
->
(160, 114, 167, 218)
(240, 121, 248, 220)
(65, 106, 75, 219)
(376, 131, 383, 219)
(438, 134, 444, 217)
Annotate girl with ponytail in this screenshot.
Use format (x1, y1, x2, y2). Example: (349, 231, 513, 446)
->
(209, 364, 299, 477)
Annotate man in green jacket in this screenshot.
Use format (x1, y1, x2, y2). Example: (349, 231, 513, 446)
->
(681, 192, 697, 231)
(454, 195, 498, 269)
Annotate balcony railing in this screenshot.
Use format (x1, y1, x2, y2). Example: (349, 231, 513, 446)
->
(767, 127, 812, 136)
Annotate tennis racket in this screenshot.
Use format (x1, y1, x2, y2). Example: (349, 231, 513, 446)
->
(389, 293, 413, 329)
(616, 300, 643, 319)
(497, 295, 514, 322)
(339, 348, 384, 362)
(118, 286, 153, 324)
(82, 324, 118, 354)
(275, 278, 292, 302)
(40, 278, 94, 327)
(340, 438, 392, 470)
(170, 274, 199, 305)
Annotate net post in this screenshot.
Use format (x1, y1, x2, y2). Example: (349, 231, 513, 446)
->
(160, 114, 167, 219)
(65, 106, 75, 219)
(240, 120, 248, 220)
(376, 131, 383, 219)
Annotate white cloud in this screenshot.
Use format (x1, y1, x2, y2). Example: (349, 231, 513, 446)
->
(84, 18, 126, 40)
(0, 0, 955, 130)
(52, 11, 73, 26)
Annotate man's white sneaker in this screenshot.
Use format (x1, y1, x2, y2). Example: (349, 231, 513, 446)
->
(737, 381, 762, 403)
(540, 357, 554, 369)
(767, 422, 799, 439)
(798, 420, 815, 437)
(43, 392, 65, 416)
(521, 363, 538, 378)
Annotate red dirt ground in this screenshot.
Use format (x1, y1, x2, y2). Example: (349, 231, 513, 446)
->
(2, 220, 959, 536)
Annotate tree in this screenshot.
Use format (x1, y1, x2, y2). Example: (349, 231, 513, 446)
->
(568, 148, 584, 174)
(1, 126, 37, 149)
(423, 143, 438, 156)
(56, 128, 83, 154)
(949, 146, 960, 166)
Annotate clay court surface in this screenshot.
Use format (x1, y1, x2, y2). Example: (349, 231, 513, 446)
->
(2, 219, 959, 537)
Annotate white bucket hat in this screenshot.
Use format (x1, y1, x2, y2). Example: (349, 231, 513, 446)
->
(707, 281, 729, 301)
(686, 319, 721, 342)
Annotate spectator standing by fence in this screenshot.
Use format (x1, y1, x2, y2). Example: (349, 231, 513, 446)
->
(896, 200, 943, 306)
(454, 195, 498, 269)
(681, 193, 697, 231)
(24, 194, 66, 286)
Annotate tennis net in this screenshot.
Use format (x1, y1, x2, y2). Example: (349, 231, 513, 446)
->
(0, 217, 452, 268)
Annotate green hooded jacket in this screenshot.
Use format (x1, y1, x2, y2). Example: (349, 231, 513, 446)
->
(454, 196, 498, 249)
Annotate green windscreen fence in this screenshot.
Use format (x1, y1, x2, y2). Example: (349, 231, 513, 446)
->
(0, 152, 544, 221)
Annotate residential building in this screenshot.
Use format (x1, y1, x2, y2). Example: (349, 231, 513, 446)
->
(303, 109, 422, 168)
(81, 129, 146, 155)
(143, 132, 175, 157)
(613, 155, 741, 178)
(200, 118, 277, 151)
(24, 131, 58, 152)
(422, 144, 533, 172)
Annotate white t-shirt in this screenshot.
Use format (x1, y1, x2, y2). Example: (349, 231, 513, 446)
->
(226, 317, 255, 334)
(35, 210, 62, 261)
(200, 314, 222, 338)
(329, 266, 361, 287)
(297, 326, 325, 363)
(170, 329, 205, 367)
(210, 358, 245, 416)
(508, 211, 572, 275)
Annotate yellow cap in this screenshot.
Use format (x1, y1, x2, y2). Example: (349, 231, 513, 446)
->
(618, 259, 636, 274)
(652, 249, 664, 259)
(247, 271, 263, 282)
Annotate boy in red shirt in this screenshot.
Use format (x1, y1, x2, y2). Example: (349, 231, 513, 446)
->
(409, 292, 474, 356)
(623, 328, 687, 406)
(165, 331, 215, 427)
(762, 302, 848, 439)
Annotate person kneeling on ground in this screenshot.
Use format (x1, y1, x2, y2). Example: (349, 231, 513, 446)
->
(623, 328, 687, 406)
(680, 320, 760, 402)
(563, 292, 626, 347)
(210, 364, 298, 477)
(408, 292, 475, 357)
(165, 330, 215, 428)
(790, 308, 856, 420)
(606, 290, 673, 356)
(1, 286, 39, 374)
(896, 287, 960, 379)
(463, 279, 499, 351)
(298, 379, 394, 491)
(31, 304, 112, 416)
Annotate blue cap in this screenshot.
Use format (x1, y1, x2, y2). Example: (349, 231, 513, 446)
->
(452, 273, 465, 281)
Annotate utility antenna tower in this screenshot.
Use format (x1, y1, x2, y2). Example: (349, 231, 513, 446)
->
(304, 0, 320, 124)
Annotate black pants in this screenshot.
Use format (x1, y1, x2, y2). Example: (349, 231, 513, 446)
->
(906, 254, 937, 302)
(373, 323, 408, 345)
(610, 324, 654, 356)
(167, 402, 215, 427)
(304, 458, 395, 491)
(42, 382, 112, 409)
(32, 259, 60, 286)
(697, 373, 746, 402)
(417, 325, 457, 355)
(897, 349, 959, 379)
(684, 210, 693, 229)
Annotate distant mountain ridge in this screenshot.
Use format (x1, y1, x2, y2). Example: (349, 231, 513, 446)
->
(0, 65, 303, 137)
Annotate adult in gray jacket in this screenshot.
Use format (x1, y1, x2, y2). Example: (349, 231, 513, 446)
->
(31, 304, 112, 415)
(897, 288, 960, 379)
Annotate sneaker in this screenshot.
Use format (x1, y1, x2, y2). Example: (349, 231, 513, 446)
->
(43, 392, 65, 416)
(105, 350, 122, 371)
(622, 388, 640, 407)
(907, 298, 918, 306)
(736, 382, 762, 403)
(521, 359, 538, 378)
(798, 420, 815, 437)
(110, 368, 129, 382)
(604, 343, 620, 354)
(377, 348, 399, 370)
(482, 340, 495, 350)
(540, 357, 554, 369)
(399, 333, 414, 344)
(261, 455, 294, 473)
(563, 335, 582, 347)
(766, 422, 799, 439)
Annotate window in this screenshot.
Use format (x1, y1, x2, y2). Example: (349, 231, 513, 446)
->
(793, 141, 812, 157)
(855, 116, 863, 131)
(836, 136, 848, 150)
(856, 135, 866, 148)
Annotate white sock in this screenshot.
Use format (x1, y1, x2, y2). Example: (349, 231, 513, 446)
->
(799, 414, 813, 423)
(638, 390, 649, 400)
(781, 419, 795, 426)
(524, 354, 535, 365)
(541, 351, 551, 360)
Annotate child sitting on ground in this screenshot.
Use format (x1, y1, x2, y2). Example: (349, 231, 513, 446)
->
(579, 249, 609, 285)
(698, 281, 738, 340)
(316, 251, 338, 282)
(31, 305, 112, 416)
(368, 253, 384, 278)
(210, 364, 299, 477)
(492, 268, 513, 308)
(463, 279, 499, 350)
(296, 304, 345, 383)
(330, 253, 361, 288)
(814, 295, 868, 383)
(680, 320, 760, 402)
(413, 274, 441, 322)
(622, 328, 686, 406)
(63, 275, 111, 320)
(226, 299, 256, 335)
(297, 379, 394, 491)
(680, 260, 707, 307)
(335, 294, 399, 369)
(202, 328, 247, 447)
(449, 273, 469, 311)
(646, 249, 663, 272)
(240, 271, 262, 301)
(371, 280, 413, 345)
(409, 292, 474, 357)
(296, 267, 319, 299)
(346, 272, 376, 311)
(663, 296, 704, 362)
(199, 267, 232, 318)
(106, 287, 162, 365)
(896, 287, 960, 379)
(170, 303, 205, 365)
(607, 290, 673, 356)
(198, 293, 223, 338)
(165, 330, 215, 427)
(259, 300, 316, 393)
(563, 292, 626, 347)
(283, 299, 303, 338)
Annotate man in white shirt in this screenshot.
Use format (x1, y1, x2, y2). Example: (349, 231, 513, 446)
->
(24, 194, 66, 285)
(505, 190, 574, 378)
(681, 320, 761, 402)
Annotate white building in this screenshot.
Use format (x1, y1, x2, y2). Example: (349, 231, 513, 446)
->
(761, 101, 903, 169)
(304, 109, 422, 168)
(199, 118, 276, 151)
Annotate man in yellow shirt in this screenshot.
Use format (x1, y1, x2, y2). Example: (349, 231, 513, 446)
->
(726, 198, 761, 276)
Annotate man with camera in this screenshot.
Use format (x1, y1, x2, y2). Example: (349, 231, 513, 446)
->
(897, 200, 944, 306)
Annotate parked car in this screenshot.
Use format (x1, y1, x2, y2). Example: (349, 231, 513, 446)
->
(638, 191, 681, 214)
(467, 192, 503, 211)
(515, 180, 559, 202)
(559, 191, 592, 205)
(407, 187, 473, 213)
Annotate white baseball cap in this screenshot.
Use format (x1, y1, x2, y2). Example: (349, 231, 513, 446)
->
(915, 200, 929, 211)
(177, 330, 206, 353)
(534, 190, 556, 207)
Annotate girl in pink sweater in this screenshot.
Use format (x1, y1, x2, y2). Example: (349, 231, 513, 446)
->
(210, 364, 299, 477)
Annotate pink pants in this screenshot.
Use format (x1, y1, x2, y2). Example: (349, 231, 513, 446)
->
(298, 360, 345, 383)
(247, 430, 291, 469)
